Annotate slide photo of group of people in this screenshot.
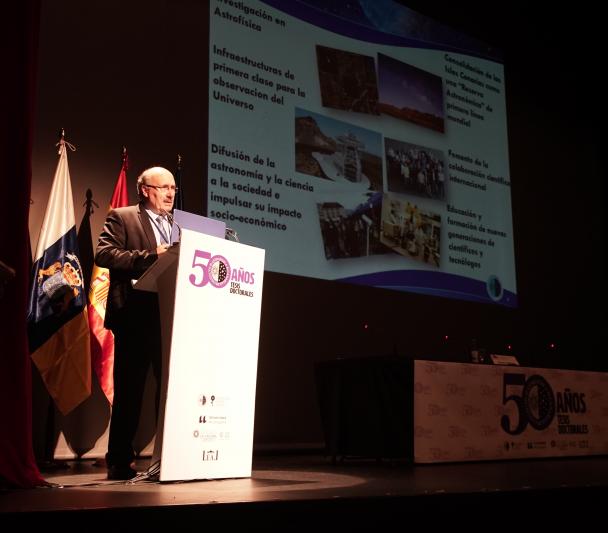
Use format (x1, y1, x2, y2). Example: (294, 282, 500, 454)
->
(295, 43, 446, 267)
(385, 137, 446, 200)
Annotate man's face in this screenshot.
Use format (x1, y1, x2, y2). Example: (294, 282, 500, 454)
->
(142, 170, 176, 214)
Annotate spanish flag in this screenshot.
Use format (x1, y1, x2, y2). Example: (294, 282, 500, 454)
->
(88, 148, 129, 404)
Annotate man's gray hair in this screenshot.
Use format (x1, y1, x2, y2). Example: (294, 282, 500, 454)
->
(136, 167, 173, 199)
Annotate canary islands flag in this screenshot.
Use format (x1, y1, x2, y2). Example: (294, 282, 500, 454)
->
(27, 137, 91, 415)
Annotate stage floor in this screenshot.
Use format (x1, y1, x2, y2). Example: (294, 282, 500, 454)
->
(2, 453, 608, 524)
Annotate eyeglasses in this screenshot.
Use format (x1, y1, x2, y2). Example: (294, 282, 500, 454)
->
(145, 184, 179, 193)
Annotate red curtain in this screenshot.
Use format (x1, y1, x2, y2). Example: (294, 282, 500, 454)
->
(0, 0, 45, 488)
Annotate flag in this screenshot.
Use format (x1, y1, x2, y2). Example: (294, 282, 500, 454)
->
(77, 189, 97, 298)
(27, 136, 91, 415)
(88, 148, 129, 404)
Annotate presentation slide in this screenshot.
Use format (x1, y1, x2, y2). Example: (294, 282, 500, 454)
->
(207, 0, 516, 307)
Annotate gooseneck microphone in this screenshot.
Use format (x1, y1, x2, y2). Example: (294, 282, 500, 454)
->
(225, 227, 239, 242)
(161, 209, 182, 244)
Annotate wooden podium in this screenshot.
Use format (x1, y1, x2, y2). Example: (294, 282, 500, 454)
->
(134, 227, 265, 481)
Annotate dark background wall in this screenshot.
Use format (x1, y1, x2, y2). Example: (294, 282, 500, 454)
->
(31, 1, 605, 453)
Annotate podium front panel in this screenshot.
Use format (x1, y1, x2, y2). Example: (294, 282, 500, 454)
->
(159, 229, 265, 481)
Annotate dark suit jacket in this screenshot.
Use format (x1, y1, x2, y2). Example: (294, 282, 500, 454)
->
(94, 203, 160, 331)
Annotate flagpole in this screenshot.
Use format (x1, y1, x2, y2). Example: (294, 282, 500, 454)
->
(175, 154, 183, 211)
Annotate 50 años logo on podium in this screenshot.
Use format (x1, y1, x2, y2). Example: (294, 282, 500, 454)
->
(188, 249, 257, 297)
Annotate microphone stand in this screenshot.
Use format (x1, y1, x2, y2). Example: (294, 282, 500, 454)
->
(163, 210, 182, 244)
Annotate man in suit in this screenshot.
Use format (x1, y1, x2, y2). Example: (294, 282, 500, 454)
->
(95, 166, 176, 480)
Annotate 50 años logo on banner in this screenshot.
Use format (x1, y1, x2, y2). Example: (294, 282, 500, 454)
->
(501, 373, 589, 436)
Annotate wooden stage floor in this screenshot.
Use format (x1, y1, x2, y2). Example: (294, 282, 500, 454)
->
(2, 453, 607, 525)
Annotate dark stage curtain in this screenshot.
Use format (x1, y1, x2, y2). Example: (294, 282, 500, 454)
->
(0, 0, 45, 488)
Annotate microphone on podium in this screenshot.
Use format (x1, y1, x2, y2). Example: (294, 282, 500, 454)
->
(161, 209, 181, 244)
(225, 227, 239, 242)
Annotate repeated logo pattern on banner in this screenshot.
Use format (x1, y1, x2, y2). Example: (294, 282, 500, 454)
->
(413, 360, 608, 463)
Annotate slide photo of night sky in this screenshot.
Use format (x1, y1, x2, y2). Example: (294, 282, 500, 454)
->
(316, 45, 380, 115)
(377, 53, 445, 133)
